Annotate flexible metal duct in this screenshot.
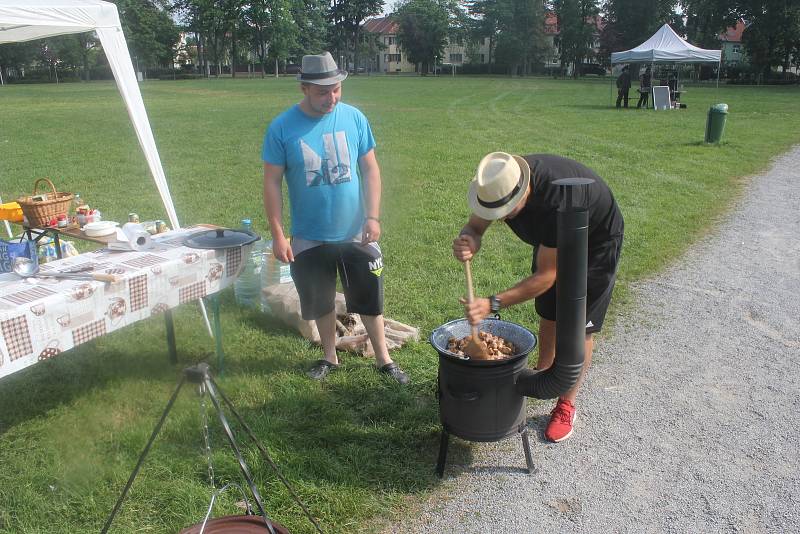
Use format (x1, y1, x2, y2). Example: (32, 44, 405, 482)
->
(515, 178, 591, 399)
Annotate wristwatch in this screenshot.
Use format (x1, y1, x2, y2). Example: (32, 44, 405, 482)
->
(488, 294, 502, 313)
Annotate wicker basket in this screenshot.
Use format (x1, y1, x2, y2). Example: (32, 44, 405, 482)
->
(17, 178, 74, 228)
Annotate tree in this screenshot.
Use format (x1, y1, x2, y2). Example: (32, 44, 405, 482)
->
(395, 0, 451, 73)
(111, 0, 180, 69)
(328, 0, 382, 72)
(291, 0, 329, 58)
(552, 0, 600, 76)
(76, 33, 101, 81)
(0, 41, 39, 82)
(466, 0, 548, 75)
(600, 0, 677, 54)
(174, 0, 231, 76)
(465, 0, 501, 72)
(494, 0, 548, 75)
(736, 0, 800, 79)
(357, 30, 384, 73)
(680, 0, 737, 49)
(246, 0, 299, 76)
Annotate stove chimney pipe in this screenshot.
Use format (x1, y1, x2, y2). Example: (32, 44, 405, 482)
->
(515, 178, 592, 399)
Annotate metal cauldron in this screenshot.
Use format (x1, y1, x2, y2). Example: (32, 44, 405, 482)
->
(430, 317, 537, 442)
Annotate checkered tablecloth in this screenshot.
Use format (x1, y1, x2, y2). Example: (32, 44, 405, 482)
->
(0, 227, 249, 379)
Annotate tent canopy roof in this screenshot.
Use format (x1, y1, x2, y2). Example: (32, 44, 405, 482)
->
(0, 0, 120, 43)
(611, 24, 721, 64)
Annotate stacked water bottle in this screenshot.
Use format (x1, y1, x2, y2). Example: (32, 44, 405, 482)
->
(233, 218, 292, 312)
(233, 219, 264, 309)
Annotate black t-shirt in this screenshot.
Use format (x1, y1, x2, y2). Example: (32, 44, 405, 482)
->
(505, 154, 624, 267)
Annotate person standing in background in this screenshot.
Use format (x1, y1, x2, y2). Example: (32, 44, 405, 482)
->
(637, 66, 652, 109)
(616, 66, 631, 108)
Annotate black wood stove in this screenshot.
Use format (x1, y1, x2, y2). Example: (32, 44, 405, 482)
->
(430, 317, 537, 477)
(431, 177, 592, 477)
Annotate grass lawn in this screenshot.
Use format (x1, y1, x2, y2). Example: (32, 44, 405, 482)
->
(1, 76, 799, 533)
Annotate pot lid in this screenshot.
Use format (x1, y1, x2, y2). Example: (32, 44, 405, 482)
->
(183, 228, 260, 250)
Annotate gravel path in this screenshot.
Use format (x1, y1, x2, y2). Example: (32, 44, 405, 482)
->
(387, 147, 800, 533)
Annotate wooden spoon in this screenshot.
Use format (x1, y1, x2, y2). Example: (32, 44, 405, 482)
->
(463, 260, 490, 360)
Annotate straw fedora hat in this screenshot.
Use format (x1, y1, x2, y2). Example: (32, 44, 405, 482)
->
(468, 152, 531, 220)
(297, 51, 348, 85)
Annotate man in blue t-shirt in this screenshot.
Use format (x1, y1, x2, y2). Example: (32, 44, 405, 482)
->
(262, 51, 408, 385)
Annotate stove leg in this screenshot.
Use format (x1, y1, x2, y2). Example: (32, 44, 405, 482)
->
(435, 429, 449, 478)
(521, 428, 534, 474)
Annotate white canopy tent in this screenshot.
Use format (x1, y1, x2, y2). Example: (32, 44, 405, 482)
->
(611, 23, 721, 64)
(0, 0, 213, 334)
(0, 0, 180, 231)
(610, 24, 722, 106)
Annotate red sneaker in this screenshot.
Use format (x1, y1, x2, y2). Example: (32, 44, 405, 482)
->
(545, 398, 576, 442)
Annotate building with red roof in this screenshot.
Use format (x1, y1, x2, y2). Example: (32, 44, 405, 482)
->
(719, 19, 746, 66)
(362, 16, 490, 74)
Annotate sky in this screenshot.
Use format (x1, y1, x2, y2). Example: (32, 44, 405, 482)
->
(382, 1, 399, 16)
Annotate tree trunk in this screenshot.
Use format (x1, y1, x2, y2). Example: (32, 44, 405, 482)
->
(275, 57, 279, 79)
(231, 34, 237, 77)
(198, 33, 206, 77)
(353, 27, 361, 74)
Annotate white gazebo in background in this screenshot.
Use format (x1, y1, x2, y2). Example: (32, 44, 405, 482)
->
(610, 24, 722, 107)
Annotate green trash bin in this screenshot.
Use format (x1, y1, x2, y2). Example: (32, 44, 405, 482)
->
(705, 103, 728, 143)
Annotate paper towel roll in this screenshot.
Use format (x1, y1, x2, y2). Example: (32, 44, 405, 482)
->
(108, 223, 153, 251)
(123, 223, 152, 250)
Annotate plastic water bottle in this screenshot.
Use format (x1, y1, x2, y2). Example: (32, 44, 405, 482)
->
(234, 219, 264, 309)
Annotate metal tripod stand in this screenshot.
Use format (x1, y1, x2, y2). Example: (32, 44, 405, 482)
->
(102, 363, 323, 534)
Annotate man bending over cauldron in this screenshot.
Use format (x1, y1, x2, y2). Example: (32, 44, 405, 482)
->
(452, 153, 624, 442)
(262, 52, 409, 385)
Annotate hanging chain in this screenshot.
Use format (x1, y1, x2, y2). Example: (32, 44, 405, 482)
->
(199, 382, 215, 489)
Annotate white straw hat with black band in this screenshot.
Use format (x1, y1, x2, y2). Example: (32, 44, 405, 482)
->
(297, 51, 348, 85)
(467, 152, 531, 220)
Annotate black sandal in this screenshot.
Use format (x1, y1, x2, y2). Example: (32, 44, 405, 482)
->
(307, 359, 338, 380)
(379, 362, 410, 385)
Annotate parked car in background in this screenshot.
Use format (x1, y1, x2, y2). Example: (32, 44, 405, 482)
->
(581, 63, 607, 76)
(285, 63, 301, 74)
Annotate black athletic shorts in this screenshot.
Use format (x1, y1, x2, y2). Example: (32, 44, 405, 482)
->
(290, 242, 384, 320)
(534, 236, 623, 334)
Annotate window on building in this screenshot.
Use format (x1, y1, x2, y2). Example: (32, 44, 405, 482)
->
(385, 36, 395, 46)
(449, 53, 463, 63)
(732, 44, 740, 54)
(385, 53, 401, 63)
(480, 54, 485, 63)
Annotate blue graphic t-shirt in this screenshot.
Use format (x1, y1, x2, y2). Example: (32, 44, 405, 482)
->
(262, 102, 376, 242)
